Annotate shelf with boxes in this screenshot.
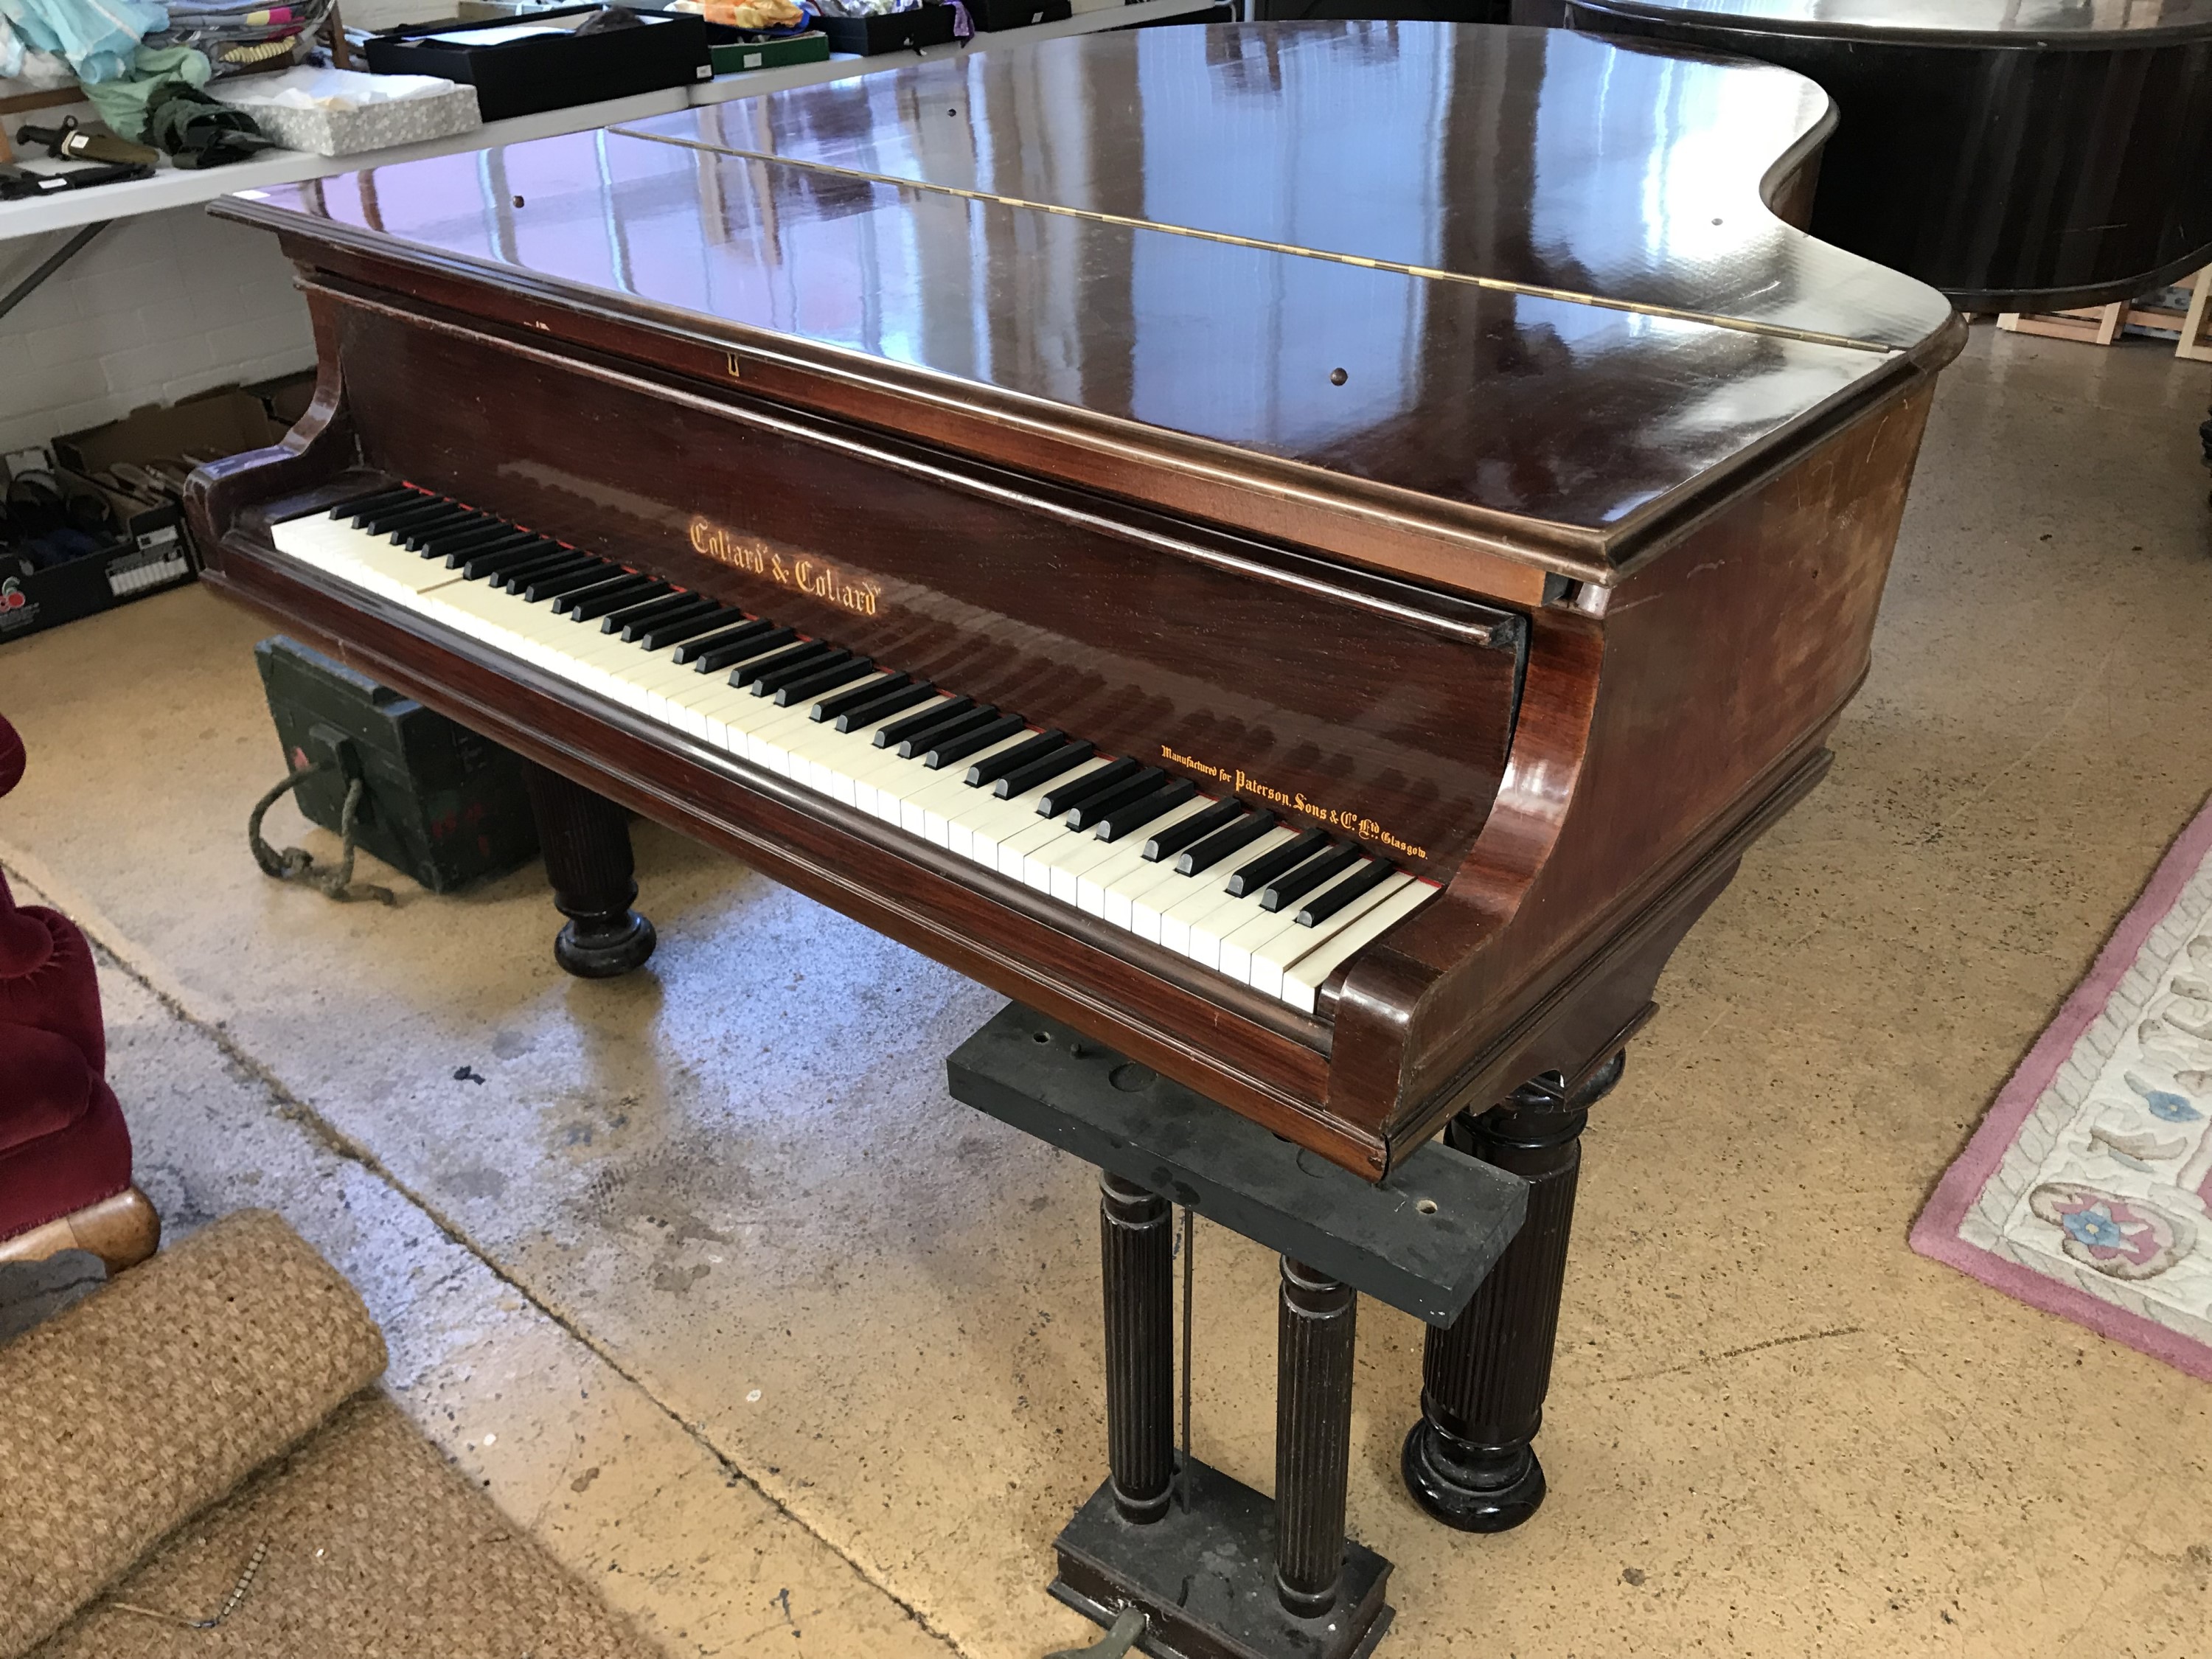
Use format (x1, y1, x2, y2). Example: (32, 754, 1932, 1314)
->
(1, 376, 312, 644)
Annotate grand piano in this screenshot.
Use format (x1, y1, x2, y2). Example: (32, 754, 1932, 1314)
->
(190, 17, 1961, 1612)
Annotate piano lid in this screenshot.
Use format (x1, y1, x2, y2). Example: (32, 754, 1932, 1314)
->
(219, 23, 1959, 584)
(1565, 0, 2212, 46)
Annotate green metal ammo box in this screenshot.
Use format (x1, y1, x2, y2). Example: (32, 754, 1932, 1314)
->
(254, 635, 538, 894)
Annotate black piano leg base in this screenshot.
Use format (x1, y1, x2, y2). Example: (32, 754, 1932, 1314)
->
(1399, 1402, 1547, 1534)
(521, 760, 657, 979)
(1401, 1051, 1626, 1534)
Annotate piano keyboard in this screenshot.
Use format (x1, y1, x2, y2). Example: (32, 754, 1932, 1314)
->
(270, 486, 1442, 1015)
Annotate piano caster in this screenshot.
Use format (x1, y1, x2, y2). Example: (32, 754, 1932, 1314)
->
(1400, 1051, 1626, 1533)
(521, 760, 658, 979)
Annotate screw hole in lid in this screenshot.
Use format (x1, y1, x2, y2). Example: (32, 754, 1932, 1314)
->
(512, 195, 525, 208)
(1329, 367, 1348, 386)
(1415, 1197, 1439, 1216)
(1032, 1030, 1052, 1044)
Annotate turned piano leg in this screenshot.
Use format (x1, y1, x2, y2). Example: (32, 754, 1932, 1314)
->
(1276, 1257, 1357, 1617)
(521, 761, 657, 978)
(1401, 1050, 1626, 1532)
(1099, 1172, 1176, 1524)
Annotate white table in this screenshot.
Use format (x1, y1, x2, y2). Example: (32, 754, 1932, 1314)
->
(0, 0, 1208, 243)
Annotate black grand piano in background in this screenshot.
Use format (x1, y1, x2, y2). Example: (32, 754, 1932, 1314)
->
(1564, 0, 2212, 312)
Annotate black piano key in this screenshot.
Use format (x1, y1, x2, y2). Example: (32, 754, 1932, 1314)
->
(874, 695, 976, 751)
(459, 538, 561, 579)
(1259, 842, 1364, 912)
(445, 531, 543, 569)
(775, 655, 876, 707)
(739, 640, 838, 692)
(1093, 776, 1199, 842)
(638, 605, 742, 652)
(924, 712, 1029, 770)
(1142, 796, 1245, 863)
(835, 679, 938, 733)
(331, 486, 419, 521)
(813, 670, 911, 723)
(493, 551, 598, 591)
(403, 511, 502, 552)
(523, 562, 622, 602)
(417, 519, 518, 558)
(621, 595, 718, 641)
(1175, 812, 1279, 877)
(1224, 828, 1331, 898)
(966, 728, 1065, 787)
(897, 703, 1002, 760)
(1037, 756, 1141, 818)
(1295, 858, 1398, 927)
(674, 616, 773, 667)
(554, 575, 654, 616)
(993, 740, 1096, 799)
(348, 490, 437, 527)
(601, 589, 692, 634)
(567, 578, 668, 622)
(693, 623, 797, 674)
(374, 502, 471, 539)
(750, 643, 850, 695)
(1064, 766, 1168, 832)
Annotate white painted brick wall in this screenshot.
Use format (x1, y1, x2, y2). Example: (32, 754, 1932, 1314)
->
(0, 204, 317, 456)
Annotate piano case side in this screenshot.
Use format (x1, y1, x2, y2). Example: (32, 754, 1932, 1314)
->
(1332, 366, 1944, 1169)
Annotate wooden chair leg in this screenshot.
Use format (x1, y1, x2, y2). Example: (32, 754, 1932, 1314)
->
(0, 1187, 161, 1274)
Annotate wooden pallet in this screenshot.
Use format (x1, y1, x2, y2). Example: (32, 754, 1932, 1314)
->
(1997, 266, 2212, 360)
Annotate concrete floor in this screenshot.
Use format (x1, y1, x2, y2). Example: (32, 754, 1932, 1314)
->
(4, 323, 2211, 1658)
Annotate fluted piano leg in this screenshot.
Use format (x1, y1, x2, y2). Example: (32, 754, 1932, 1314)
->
(1401, 1051, 1626, 1531)
(1099, 1173, 1175, 1524)
(521, 761, 657, 978)
(1276, 1257, 1357, 1617)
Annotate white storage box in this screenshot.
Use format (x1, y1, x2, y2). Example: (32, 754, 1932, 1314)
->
(211, 68, 481, 156)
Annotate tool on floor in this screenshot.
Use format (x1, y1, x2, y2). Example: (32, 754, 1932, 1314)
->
(1046, 1605, 1146, 1659)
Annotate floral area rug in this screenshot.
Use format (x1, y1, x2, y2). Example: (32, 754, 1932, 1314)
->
(1913, 794, 2212, 1380)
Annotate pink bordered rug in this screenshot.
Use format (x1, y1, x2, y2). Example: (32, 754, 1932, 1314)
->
(1913, 793, 2212, 1381)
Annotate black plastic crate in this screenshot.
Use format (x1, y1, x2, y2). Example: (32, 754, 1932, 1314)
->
(971, 0, 1071, 29)
(364, 7, 712, 120)
(816, 2, 956, 54)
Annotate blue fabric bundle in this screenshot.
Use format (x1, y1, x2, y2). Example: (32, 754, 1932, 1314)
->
(0, 0, 170, 83)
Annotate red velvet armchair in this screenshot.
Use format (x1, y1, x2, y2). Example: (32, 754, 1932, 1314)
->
(0, 712, 158, 1271)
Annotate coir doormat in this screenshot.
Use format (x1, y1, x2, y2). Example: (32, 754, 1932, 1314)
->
(1913, 795, 2212, 1380)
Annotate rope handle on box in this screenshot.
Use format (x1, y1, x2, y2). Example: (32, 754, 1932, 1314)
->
(247, 762, 396, 906)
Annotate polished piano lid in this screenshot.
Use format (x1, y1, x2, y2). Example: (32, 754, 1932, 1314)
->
(1573, 0, 2212, 44)
(224, 23, 1958, 578)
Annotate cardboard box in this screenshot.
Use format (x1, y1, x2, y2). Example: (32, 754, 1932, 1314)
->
(0, 384, 294, 644)
(706, 27, 829, 72)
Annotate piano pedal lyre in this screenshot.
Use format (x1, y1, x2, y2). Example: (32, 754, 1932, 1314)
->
(947, 1007, 1530, 1659)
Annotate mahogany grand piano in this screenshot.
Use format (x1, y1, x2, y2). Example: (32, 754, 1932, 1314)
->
(189, 21, 1961, 1650)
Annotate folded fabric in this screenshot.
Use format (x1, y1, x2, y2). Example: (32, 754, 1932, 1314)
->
(0, 0, 169, 83)
(80, 40, 206, 137)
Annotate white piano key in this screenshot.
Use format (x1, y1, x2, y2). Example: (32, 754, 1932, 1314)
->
(1153, 827, 1298, 956)
(1277, 880, 1441, 1015)
(1247, 872, 1415, 1001)
(1076, 798, 1218, 919)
